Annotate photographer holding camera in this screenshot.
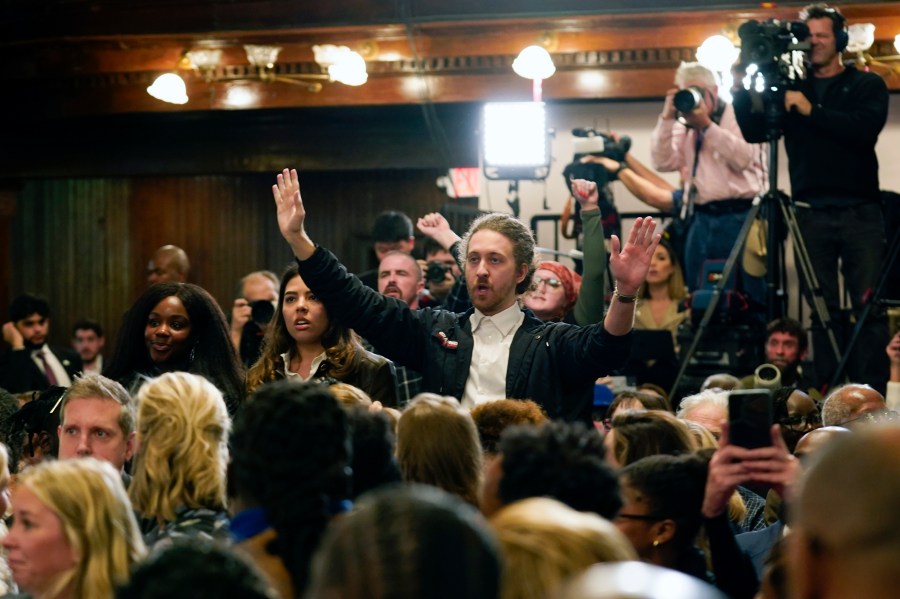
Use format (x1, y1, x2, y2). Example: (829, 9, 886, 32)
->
(230, 270, 279, 366)
(651, 62, 766, 302)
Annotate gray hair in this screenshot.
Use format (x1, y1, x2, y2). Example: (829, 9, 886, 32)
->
(675, 62, 717, 89)
(676, 389, 728, 419)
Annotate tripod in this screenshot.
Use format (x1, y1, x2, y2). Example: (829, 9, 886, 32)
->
(669, 101, 843, 398)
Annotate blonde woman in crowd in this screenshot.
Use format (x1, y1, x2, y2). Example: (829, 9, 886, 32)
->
(396, 393, 482, 507)
(491, 497, 636, 599)
(2, 458, 145, 599)
(128, 372, 231, 548)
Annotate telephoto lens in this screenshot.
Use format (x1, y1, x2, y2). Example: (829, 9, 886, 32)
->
(673, 86, 704, 113)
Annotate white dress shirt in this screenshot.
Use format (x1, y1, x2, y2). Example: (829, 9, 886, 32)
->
(461, 302, 525, 409)
(280, 350, 327, 382)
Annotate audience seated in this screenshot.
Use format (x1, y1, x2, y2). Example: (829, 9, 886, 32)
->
(71, 319, 106, 375)
(307, 485, 501, 599)
(789, 425, 900, 599)
(604, 410, 694, 468)
(56, 373, 136, 479)
(604, 390, 673, 430)
(676, 389, 728, 439)
(490, 497, 636, 599)
(616, 453, 710, 582)
(0, 444, 12, 594)
(700, 373, 742, 393)
(129, 372, 231, 549)
(469, 398, 548, 457)
(633, 237, 689, 342)
(247, 264, 398, 407)
(523, 260, 582, 322)
(146, 244, 190, 285)
(396, 393, 482, 507)
(116, 541, 273, 599)
(481, 421, 621, 519)
(1, 294, 82, 393)
(344, 405, 402, 499)
(3, 458, 145, 599)
(230, 380, 351, 599)
(104, 282, 245, 414)
(820, 383, 888, 428)
(4, 386, 65, 473)
(887, 331, 900, 409)
(771, 386, 821, 453)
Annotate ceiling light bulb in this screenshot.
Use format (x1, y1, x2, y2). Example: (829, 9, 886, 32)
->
(512, 45, 556, 80)
(314, 45, 368, 85)
(697, 35, 739, 74)
(147, 73, 188, 104)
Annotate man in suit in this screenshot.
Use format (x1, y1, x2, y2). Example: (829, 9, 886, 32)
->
(1, 294, 82, 393)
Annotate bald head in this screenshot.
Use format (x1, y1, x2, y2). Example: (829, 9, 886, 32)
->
(147, 245, 190, 285)
(821, 384, 885, 428)
(793, 426, 850, 461)
(790, 426, 900, 598)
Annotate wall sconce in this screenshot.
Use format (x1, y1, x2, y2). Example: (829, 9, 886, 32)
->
(147, 43, 369, 104)
(513, 45, 556, 102)
(845, 23, 900, 78)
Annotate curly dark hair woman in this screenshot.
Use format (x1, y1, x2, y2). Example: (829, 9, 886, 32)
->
(230, 380, 351, 598)
(104, 282, 245, 414)
(246, 263, 398, 406)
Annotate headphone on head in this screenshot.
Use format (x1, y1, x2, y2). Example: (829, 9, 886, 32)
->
(801, 4, 849, 53)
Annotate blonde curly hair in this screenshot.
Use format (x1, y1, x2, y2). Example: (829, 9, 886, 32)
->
(129, 372, 230, 522)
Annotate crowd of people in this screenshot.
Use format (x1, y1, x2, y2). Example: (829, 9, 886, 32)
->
(0, 3, 896, 598)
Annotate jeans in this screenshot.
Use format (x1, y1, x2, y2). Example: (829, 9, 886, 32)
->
(684, 209, 765, 305)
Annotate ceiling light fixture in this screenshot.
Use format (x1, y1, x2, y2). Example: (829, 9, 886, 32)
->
(147, 43, 369, 104)
(513, 45, 556, 102)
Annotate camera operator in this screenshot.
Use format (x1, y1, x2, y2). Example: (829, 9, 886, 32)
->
(735, 4, 889, 391)
(230, 270, 279, 366)
(651, 62, 766, 301)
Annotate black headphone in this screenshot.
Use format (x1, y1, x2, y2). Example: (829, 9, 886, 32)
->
(801, 4, 849, 53)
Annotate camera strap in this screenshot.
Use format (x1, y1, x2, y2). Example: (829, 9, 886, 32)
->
(682, 130, 705, 222)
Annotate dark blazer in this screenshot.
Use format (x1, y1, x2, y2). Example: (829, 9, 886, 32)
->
(0, 345, 83, 393)
(296, 247, 632, 423)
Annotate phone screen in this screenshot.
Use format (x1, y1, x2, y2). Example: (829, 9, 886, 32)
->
(728, 390, 773, 449)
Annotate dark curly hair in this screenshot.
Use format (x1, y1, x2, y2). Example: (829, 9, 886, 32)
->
(497, 421, 622, 519)
(104, 282, 245, 414)
(231, 380, 350, 595)
(620, 453, 708, 549)
(470, 399, 548, 454)
(116, 540, 272, 599)
(346, 406, 401, 499)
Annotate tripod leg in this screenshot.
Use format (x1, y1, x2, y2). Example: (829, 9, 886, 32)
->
(778, 198, 843, 368)
(670, 199, 762, 398)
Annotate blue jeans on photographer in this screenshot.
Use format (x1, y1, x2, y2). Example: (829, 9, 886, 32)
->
(684, 200, 765, 307)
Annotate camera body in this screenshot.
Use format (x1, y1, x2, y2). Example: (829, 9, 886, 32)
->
(571, 128, 631, 163)
(425, 260, 451, 284)
(738, 19, 810, 96)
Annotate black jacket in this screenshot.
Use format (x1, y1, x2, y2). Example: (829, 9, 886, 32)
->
(0, 345, 83, 393)
(296, 247, 631, 422)
(734, 65, 888, 204)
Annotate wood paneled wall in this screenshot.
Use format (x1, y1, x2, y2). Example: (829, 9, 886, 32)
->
(6, 169, 448, 353)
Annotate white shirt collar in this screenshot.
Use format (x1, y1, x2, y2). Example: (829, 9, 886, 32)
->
(280, 350, 328, 382)
(471, 302, 522, 337)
